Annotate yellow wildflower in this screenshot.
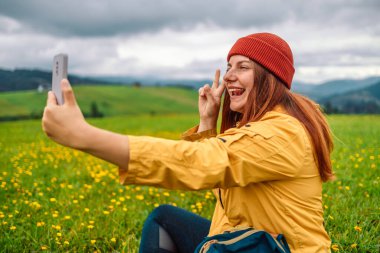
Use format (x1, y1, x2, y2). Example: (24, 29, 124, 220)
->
(354, 225, 362, 232)
(10, 226, 16, 230)
(136, 195, 144, 200)
(41, 246, 48, 250)
(37, 221, 45, 227)
(91, 239, 96, 245)
(111, 237, 117, 243)
(351, 243, 357, 248)
(50, 198, 57, 202)
(331, 244, 339, 252)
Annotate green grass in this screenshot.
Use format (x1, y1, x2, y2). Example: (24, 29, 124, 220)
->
(0, 114, 379, 252)
(0, 85, 198, 118)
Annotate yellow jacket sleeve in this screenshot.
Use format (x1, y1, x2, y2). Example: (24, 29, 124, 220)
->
(181, 125, 217, 141)
(119, 114, 309, 190)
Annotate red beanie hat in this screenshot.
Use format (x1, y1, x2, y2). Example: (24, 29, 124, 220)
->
(227, 33, 295, 89)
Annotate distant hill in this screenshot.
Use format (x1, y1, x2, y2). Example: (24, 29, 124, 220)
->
(292, 76, 380, 100)
(0, 68, 211, 92)
(0, 68, 108, 92)
(95, 75, 211, 89)
(320, 81, 380, 114)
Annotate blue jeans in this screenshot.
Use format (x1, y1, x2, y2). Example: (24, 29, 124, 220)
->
(139, 205, 211, 253)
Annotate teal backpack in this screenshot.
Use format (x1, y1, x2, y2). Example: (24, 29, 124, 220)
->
(194, 228, 291, 253)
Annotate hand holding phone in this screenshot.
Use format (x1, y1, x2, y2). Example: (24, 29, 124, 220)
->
(52, 54, 68, 105)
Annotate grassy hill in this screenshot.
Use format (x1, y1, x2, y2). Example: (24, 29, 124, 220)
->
(0, 85, 198, 120)
(320, 81, 380, 114)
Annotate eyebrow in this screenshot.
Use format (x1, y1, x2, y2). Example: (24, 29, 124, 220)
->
(227, 60, 253, 66)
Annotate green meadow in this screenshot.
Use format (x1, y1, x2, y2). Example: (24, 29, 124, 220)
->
(0, 85, 198, 119)
(0, 86, 379, 252)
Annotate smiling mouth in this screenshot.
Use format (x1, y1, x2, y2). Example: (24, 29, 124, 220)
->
(229, 88, 246, 96)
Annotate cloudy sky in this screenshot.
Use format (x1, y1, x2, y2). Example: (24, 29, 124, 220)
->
(0, 0, 379, 84)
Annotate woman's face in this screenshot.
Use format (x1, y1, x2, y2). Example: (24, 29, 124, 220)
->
(223, 55, 255, 113)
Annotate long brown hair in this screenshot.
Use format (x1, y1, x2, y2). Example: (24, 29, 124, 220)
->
(221, 62, 334, 182)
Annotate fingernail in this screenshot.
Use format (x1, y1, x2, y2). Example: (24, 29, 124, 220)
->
(62, 79, 69, 88)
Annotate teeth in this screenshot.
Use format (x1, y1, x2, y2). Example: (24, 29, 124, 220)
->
(229, 88, 245, 96)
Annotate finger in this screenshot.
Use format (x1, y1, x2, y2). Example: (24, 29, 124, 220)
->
(47, 91, 58, 107)
(198, 87, 204, 96)
(61, 79, 77, 106)
(203, 84, 211, 96)
(204, 85, 215, 103)
(199, 84, 210, 96)
(215, 80, 226, 97)
(211, 69, 221, 89)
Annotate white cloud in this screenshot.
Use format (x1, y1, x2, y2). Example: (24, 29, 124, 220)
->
(0, 0, 379, 83)
(297, 66, 380, 84)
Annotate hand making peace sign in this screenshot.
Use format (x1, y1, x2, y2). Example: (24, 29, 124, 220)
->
(197, 69, 226, 132)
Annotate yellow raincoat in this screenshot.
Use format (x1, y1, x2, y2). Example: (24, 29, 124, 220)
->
(119, 108, 331, 252)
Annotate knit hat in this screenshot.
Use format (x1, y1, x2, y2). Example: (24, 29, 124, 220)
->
(227, 33, 295, 89)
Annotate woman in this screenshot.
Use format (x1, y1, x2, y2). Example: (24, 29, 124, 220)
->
(42, 33, 334, 253)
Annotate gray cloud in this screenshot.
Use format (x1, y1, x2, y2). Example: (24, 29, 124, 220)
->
(0, 0, 379, 83)
(1, 0, 378, 37)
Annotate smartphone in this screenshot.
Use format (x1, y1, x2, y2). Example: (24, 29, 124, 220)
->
(52, 54, 68, 105)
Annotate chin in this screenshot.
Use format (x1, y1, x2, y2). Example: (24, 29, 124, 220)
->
(229, 104, 244, 113)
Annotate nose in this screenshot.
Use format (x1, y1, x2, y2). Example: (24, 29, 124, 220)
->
(223, 68, 237, 83)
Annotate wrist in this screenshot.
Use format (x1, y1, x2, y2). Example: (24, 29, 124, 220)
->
(72, 122, 95, 151)
(198, 118, 217, 132)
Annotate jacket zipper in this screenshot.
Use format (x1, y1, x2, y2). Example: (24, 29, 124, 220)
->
(218, 188, 224, 209)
